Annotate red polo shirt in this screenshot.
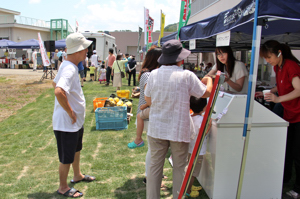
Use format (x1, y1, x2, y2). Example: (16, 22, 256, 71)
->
(275, 59, 300, 123)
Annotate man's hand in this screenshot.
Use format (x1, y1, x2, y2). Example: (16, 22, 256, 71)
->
(69, 110, 77, 124)
(201, 76, 211, 85)
(55, 87, 77, 124)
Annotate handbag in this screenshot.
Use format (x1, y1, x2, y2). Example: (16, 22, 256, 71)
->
(116, 61, 125, 78)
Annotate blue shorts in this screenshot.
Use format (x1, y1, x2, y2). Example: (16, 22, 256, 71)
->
(54, 126, 84, 164)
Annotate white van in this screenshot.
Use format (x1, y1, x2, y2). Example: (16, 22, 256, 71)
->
(81, 32, 116, 61)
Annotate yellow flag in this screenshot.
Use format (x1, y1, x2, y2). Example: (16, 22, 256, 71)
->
(158, 11, 165, 47)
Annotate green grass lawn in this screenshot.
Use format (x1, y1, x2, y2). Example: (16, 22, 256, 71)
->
(0, 76, 210, 199)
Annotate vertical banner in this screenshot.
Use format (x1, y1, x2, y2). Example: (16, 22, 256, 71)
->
(178, 0, 191, 39)
(76, 20, 79, 32)
(37, 32, 50, 66)
(158, 10, 165, 47)
(147, 16, 154, 44)
(137, 26, 143, 54)
(144, 7, 149, 48)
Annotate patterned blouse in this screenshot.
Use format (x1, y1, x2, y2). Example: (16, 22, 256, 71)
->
(137, 72, 150, 116)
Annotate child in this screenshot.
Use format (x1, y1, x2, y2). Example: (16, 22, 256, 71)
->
(88, 64, 96, 81)
(127, 103, 149, 149)
(99, 62, 106, 84)
(186, 96, 211, 197)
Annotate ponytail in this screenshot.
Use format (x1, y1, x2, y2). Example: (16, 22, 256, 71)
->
(260, 40, 300, 64)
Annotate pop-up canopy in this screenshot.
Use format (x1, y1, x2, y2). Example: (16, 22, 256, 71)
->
(0, 39, 16, 48)
(8, 39, 39, 49)
(55, 39, 66, 49)
(179, 0, 300, 52)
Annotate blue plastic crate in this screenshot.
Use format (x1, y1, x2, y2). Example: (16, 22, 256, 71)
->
(96, 119, 128, 130)
(95, 106, 128, 130)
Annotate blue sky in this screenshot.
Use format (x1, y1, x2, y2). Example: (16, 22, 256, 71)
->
(3, 0, 181, 32)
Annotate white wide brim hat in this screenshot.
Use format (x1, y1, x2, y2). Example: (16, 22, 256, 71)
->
(66, 33, 92, 55)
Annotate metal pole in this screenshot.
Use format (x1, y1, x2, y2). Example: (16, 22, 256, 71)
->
(236, 0, 262, 197)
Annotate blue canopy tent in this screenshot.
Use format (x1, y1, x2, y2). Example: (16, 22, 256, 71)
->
(0, 39, 16, 48)
(179, 0, 300, 51)
(178, 0, 300, 198)
(55, 39, 66, 49)
(8, 39, 40, 49)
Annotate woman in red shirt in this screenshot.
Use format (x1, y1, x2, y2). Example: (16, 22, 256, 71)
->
(260, 40, 300, 198)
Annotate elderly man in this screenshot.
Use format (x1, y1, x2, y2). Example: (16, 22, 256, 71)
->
(52, 33, 95, 198)
(144, 40, 212, 199)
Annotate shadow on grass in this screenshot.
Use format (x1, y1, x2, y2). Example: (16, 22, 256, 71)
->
(27, 191, 60, 199)
(25, 81, 47, 85)
(114, 177, 172, 199)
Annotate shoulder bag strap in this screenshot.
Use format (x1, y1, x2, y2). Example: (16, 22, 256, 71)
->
(116, 61, 122, 72)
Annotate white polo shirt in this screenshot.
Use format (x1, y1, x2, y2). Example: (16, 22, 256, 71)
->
(52, 61, 86, 132)
(144, 65, 207, 143)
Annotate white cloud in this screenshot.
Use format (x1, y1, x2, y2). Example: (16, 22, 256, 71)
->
(29, 0, 41, 4)
(74, 0, 181, 33)
(74, 0, 86, 9)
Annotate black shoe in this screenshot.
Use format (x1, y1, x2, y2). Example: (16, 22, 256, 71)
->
(143, 178, 146, 184)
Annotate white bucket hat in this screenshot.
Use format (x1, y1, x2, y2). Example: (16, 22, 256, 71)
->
(66, 33, 92, 55)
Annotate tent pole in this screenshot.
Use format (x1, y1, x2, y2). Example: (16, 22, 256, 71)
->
(236, 0, 262, 198)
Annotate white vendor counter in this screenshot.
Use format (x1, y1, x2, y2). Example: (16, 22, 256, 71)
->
(197, 92, 288, 199)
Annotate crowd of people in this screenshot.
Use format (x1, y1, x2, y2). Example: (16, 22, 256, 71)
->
(51, 32, 300, 198)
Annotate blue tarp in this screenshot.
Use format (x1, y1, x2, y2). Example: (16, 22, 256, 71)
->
(8, 39, 39, 49)
(0, 39, 16, 48)
(160, 32, 177, 45)
(179, 0, 300, 51)
(55, 39, 66, 49)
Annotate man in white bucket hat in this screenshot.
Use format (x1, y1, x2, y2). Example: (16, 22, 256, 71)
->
(52, 33, 95, 198)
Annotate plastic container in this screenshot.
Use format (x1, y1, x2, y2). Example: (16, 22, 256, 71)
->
(95, 106, 128, 130)
(117, 90, 130, 99)
(93, 97, 108, 111)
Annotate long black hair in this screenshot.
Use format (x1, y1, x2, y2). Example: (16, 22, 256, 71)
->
(215, 46, 236, 78)
(260, 40, 300, 64)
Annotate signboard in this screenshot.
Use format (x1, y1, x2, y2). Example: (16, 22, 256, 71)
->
(9, 48, 16, 54)
(216, 31, 231, 47)
(189, 39, 196, 50)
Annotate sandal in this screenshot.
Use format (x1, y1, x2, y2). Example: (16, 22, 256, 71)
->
(57, 187, 83, 198)
(127, 141, 144, 149)
(70, 174, 95, 183)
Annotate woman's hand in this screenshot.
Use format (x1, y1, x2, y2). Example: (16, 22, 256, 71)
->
(255, 91, 264, 99)
(224, 74, 230, 82)
(264, 92, 280, 103)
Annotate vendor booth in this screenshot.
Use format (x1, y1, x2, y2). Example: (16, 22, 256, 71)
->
(6, 39, 40, 69)
(198, 92, 288, 198)
(177, 0, 300, 198)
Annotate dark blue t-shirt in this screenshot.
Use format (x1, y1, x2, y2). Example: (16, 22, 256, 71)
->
(78, 61, 84, 72)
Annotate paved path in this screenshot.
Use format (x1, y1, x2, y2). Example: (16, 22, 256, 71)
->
(0, 68, 55, 76)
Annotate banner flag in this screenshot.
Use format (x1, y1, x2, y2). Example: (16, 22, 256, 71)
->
(178, 0, 191, 39)
(144, 7, 149, 47)
(147, 16, 154, 44)
(37, 32, 50, 66)
(76, 20, 79, 32)
(137, 26, 143, 54)
(158, 10, 165, 47)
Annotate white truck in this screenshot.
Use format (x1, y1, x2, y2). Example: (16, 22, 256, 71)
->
(81, 32, 116, 61)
